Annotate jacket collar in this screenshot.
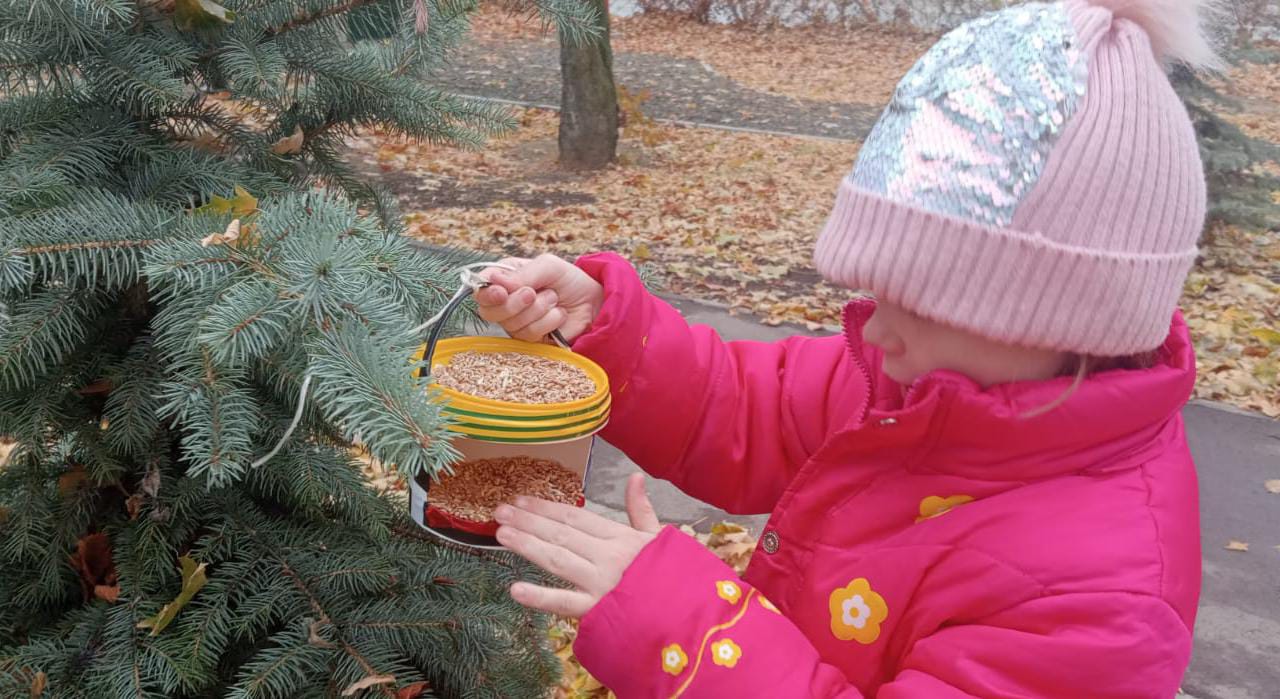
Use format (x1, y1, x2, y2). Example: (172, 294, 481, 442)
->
(841, 299, 1197, 481)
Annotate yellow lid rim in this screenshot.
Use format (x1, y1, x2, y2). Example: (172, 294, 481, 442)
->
(415, 336, 610, 415)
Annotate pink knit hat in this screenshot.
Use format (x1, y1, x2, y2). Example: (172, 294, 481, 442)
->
(813, 0, 1216, 355)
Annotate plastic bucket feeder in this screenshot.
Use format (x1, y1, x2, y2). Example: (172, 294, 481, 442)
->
(410, 335, 609, 549)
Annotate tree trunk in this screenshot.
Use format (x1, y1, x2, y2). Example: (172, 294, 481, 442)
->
(558, 0, 618, 170)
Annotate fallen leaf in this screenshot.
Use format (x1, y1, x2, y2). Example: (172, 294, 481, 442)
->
(1251, 327, 1280, 346)
(1265, 480, 1280, 494)
(141, 468, 161, 498)
(342, 675, 396, 696)
(69, 533, 118, 602)
(1225, 540, 1250, 552)
(201, 218, 241, 247)
(0, 439, 15, 468)
(397, 682, 431, 699)
(30, 670, 46, 698)
(137, 555, 207, 635)
(271, 125, 305, 155)
(197, 185, 258, 218)
(173, 0, 235, 31)
(125, 494, 145, 520)
(308, 618, 336, 648)
(632, 243, 651, 261)
(77, 378, 113, 395)
(58, 467, 88, 496)
(94, 584, 120, 603)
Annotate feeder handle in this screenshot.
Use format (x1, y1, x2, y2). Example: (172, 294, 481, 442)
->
(420, 283, 571, 372)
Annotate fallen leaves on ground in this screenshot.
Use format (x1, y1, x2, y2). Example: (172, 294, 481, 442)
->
(1207, 55, 1280, 143)
(1265, 479, 1280, 494)
(353, 109, 858, 331)
(1182, 224, 1280, 417)
(469, 8, 935, 107)
(547, 521, 760, 699)
(1225, 540, 1251, 552)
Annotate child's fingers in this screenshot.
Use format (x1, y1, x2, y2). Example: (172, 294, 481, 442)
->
(509, 582, 594, 618)
(513, 496, 623, 538)
(494, 502, 597, 561)
(625, 473, 660, 533)
(509, 307, 565, 343)
(496, 524, 594, 586)
(502, 289, 558, 335)
(474, 284, 508, 308)
(480, 286, 536, 325)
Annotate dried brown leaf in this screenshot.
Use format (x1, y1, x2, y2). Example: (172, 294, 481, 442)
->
(341, 675, 396, 696)
(1225, 540, 1250, 552)
(1265, 479, 1280, 494)
(271, 125, 305, 155)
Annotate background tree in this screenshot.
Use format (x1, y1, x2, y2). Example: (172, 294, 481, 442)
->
(0, 0, 594, 696)
(558, 0, 618, 169)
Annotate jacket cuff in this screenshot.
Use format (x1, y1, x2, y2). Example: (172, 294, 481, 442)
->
(574, 526, 747, 696)
(571, 252, 651, 400)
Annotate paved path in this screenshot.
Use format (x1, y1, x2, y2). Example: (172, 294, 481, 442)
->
(432, 35, 878, 141)
(581, 295, 1280, 699)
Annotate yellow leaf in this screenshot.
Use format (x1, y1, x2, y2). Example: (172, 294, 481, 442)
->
(632, 243, 651, 261)
(137, 555, 207, 635)
(1250, 327, 1280, 346)
(341, 675, 396, 696)
(271, 125, 305, 155)
(197, 185, 258, 217)
(1225, 540, 1250, 552)
(174, 0, 235, 31)
(1265, 480, 1280, 494)
(710, 522, 746, 536)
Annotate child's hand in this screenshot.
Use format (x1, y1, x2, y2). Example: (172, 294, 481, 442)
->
(476, 254, 604, 343)
(495, 473, 660, 618)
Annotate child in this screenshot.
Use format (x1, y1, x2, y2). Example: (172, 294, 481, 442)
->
(479, 0, 1213, 695)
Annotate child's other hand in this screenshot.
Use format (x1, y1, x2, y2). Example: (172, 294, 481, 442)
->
(495, 473, 660, 618)
(475, 254, 603, 343)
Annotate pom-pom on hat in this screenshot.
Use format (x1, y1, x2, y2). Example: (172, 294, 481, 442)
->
(813, 0, 1216, 356)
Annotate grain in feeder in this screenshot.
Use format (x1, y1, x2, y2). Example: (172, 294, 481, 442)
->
(410, 335, 609, 549)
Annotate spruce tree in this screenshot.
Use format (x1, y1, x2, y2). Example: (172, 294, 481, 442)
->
(0, 1, 596, 696)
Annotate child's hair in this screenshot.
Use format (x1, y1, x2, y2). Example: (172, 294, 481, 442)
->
(1020, 351, 1160, 419)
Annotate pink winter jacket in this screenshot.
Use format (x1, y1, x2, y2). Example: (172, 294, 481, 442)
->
(569, 253, 1201, 698)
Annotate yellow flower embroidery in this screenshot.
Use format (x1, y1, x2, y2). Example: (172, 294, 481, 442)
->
(758, 596, 781, 614)
(710, 638, 742, 668)
(661, 643, 688, 675)
(915, 495, 974, 523)
(828, 578, 889, 644)
(715, 580, 742, 604)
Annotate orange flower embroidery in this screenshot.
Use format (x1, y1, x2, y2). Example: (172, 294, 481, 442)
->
(828, 578, 889, 644)
(915, 495, 974, 522)
(758, 596, 781, 614)
(661, 643, 688, 675)
(715, 580, 742, 604)
(710, 638, 742, 667)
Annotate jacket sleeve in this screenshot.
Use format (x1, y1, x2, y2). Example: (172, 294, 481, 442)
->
(575, 529, 1193, 699)
(572, 253, 870, 515)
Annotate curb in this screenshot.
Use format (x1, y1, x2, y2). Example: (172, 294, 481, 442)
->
(449, 91, 860, 143)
